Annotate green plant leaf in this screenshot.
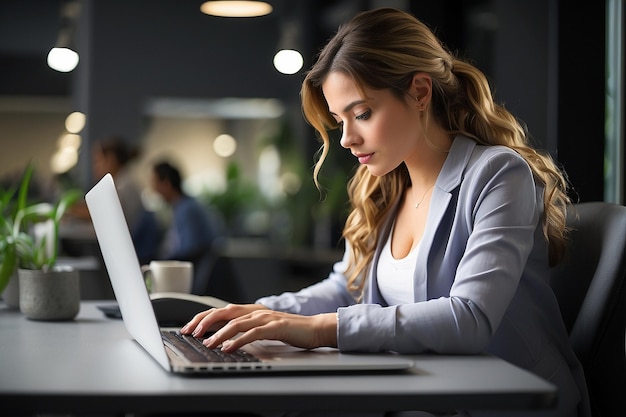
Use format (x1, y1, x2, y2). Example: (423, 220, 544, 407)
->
(0, 243, 16, 294)
(53, 189, 81, 223)
(0, 163, 34, 292)
(15, 162, 34, 216)
(12, 203, 54, 238)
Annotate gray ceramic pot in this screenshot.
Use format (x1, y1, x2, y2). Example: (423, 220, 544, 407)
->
(18, 267, 80, 321)
(2, 271, 20, 309)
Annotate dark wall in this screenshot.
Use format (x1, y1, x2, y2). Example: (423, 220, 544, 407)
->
(408, 0, 608, 203)
(64, 0, 610, 202)
(0, 0, 69, 96)
(73, 0, 306, 185)
(556, 2, 606, 202)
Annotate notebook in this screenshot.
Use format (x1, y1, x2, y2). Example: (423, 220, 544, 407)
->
(85, 173, 414, 375)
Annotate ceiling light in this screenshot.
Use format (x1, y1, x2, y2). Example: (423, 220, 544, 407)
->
(273, 49, 303, 75)
(213, 134, 237, 157)
(65, 111, 86, 133)
(48, 0, 81, 73)
(273, 20, 303, 75)
(200, 1, 272, 18)
(48, 47, 79, 73)
(58, 133, 82, 150)
(50, 147, 79, 174)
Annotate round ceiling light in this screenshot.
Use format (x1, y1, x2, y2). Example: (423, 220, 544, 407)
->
(273, 49, 303, 75)
(47, 47, 79, 72)
(200, 1, 273, 18)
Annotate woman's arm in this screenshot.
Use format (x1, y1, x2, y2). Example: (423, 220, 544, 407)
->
(180, 244, 354, 348)
(255, 243, 357, 315)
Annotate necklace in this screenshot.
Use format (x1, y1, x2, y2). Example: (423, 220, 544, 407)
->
(413, 184, 435, 209)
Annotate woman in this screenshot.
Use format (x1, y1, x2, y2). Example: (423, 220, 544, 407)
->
(70, 136, 144, 229)
(182, 8, 588, 416)
(91, 137, 144, 231)
(69, 136, 159, 263)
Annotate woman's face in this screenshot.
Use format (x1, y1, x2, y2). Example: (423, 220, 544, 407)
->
(322, 71, 421, 177)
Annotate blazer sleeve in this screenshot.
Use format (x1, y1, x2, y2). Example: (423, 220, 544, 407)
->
(337, 150, 540, 354)
(255, 243, 357, 315)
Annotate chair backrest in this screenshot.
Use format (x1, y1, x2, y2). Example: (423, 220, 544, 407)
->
(549, 201, 626, 417)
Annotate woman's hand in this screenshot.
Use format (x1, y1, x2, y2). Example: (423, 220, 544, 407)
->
(180, 304, 338, 352)
(181, 304, 267, 337)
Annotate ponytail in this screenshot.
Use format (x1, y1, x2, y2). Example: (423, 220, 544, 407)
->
(442, 59, 570, 265)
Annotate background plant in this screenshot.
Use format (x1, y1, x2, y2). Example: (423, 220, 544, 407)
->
(0, 163, 34, 293)
(14, 189, 81, 271)
(0, 164, 80, 294)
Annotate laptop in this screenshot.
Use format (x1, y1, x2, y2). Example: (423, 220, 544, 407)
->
(85, 173, 414, 375)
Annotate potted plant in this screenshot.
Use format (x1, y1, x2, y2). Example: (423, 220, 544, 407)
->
(0, 163, 82, 320)
(16, 189, 81, 320)
(0, 163, 35, 307)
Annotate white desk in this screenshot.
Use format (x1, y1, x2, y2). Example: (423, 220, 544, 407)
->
(0, 302, 557, 415)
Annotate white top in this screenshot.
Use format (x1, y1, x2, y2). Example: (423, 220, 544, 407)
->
(377, 224, 418, 305)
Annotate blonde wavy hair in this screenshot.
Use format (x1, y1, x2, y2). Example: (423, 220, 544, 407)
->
(301, 8, 570, 295)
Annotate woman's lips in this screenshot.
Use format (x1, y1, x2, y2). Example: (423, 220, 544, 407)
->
(355, 153, 373, 164)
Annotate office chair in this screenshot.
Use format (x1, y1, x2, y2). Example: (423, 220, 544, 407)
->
(549, 201, 626, 417)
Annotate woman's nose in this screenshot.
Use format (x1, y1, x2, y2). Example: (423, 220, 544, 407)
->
(339, 125, 361, 149)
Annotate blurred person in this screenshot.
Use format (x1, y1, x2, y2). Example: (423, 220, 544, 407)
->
(91, 136, 144, 230)
(69, 136, 159, 263)
(150, 160, 222, 293)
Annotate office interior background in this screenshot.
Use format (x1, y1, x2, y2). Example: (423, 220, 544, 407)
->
(0, 0, 623, 252)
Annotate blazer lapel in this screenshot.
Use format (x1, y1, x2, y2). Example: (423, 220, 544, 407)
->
(366, 136, 477, 304)
(413, 136, 476, 301)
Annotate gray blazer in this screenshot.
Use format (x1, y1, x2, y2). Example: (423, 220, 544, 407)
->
(258, 136, 589, 416)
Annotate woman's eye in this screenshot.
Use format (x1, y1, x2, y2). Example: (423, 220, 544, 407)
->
(356, 110, 371, 121)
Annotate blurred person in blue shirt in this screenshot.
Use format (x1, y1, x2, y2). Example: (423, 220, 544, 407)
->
(150, 161, 223, 294)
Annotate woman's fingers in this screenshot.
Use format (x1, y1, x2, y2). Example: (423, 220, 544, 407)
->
(182, 306, 339, 352)
(179, 304, 267, 337)
(179, 309, 214, 335)
(203, 309, 280, 349)
(204, 311, 338, 352)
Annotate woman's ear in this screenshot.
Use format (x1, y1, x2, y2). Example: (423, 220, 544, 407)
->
(410, 73, 432, 108)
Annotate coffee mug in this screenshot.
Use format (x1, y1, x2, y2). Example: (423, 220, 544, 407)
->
(141, 260, 193, 294)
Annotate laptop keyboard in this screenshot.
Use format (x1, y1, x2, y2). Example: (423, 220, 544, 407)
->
(161, 331, 260, 363)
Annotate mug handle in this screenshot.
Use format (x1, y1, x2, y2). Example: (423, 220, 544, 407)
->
(140, 265, 152, 293)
